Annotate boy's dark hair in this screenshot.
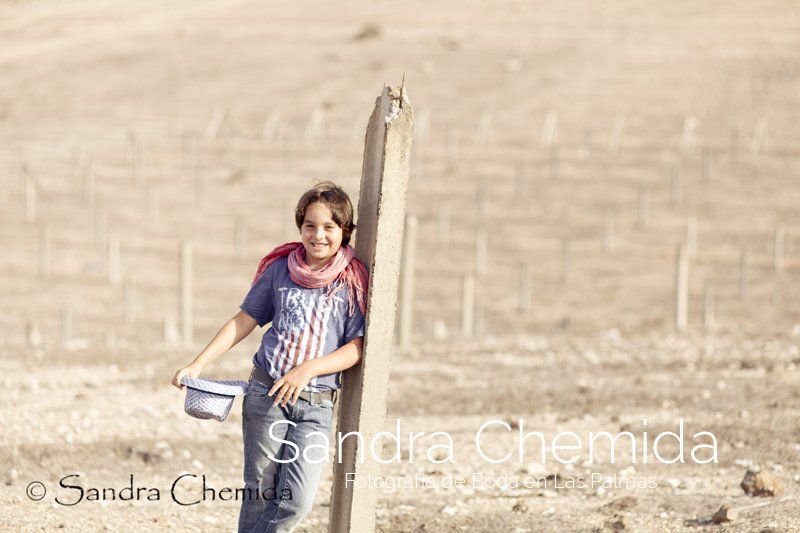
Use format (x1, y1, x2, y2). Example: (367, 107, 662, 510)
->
(295, 181, 357, 247)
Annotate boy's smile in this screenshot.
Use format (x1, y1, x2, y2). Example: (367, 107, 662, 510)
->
(301, 202, 343, 270)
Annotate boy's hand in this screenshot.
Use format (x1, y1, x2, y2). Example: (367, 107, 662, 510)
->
(269, 362, 316, 407)
(171, 364, 202, 390)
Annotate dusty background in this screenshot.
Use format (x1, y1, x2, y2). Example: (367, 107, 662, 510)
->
(1, 0, 799, 531)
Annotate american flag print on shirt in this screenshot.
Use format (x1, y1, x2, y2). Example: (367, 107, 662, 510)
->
(271, 286, 345, 380)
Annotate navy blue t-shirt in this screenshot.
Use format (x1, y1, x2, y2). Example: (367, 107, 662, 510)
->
(240, 257, 366, 392)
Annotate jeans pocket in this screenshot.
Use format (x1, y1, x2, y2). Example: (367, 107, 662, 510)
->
(246, 378, 272, 398)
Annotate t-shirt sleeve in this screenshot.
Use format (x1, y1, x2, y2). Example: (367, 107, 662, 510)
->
(343, 303, 366, 344)
(240, 267, 275, 328)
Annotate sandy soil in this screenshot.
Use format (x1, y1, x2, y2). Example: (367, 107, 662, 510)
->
(1, 0, 799, 531)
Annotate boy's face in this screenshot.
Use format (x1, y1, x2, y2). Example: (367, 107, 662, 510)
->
(300, 202, 344, 270)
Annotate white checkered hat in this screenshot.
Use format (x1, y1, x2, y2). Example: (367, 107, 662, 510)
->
(181, 377, 249, 422)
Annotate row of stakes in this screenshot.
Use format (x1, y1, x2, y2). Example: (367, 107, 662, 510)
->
(18, 106, 765, 245)
(50, 105, 770, 171)
(398, 206, 789, 345)
(15, 108, 785, 350)
(199, 105, 771, 158)
(25, 213, 789, 352)
(22, 170, 791, 350)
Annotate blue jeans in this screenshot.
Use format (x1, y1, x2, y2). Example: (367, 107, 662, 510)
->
(238, 368, 335, 533)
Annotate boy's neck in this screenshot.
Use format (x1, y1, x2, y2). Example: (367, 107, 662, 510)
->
(307, 257, 332, 271)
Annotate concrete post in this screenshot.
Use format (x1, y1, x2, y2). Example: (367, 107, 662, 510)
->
(328, 84, 413, 533)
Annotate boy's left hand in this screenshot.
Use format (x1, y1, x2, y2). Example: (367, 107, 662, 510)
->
(269, 362, 316, 407)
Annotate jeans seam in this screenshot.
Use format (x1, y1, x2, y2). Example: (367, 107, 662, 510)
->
(261, 423, 295, 533)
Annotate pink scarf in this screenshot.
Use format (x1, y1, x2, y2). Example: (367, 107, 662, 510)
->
(251, 242, 369, 318)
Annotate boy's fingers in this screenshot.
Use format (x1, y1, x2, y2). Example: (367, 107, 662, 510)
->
(272, 383, 289, 405)
(268, 379, 284, 397)
(282, 386, 295, 407)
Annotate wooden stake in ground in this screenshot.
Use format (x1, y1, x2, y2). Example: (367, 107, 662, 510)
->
(636, 188, 649, 230)
(398, 215, 417, 348)
(669, 166, 681, 207)
(95, 204, 107, 248)
(561, 238, 572, 283)
(519, 262, 532, 312)
(602, 215, 614, 253)
(704, 282, 715, 330)
(180, 240, 193, 346)
(108, 234, 120, 286)
(686, 214, 698, 261)
(147, 185, 160, 226)
(730, 128, 740, 163)
(461, 272, 475, 339)
(739, 248, 750, 300)
(675, 243, 689, 330)
(234, 216, 247, 260)
(123, 281, 135, 324)
(60, 307, 72, 350)
(38, 226, 50, 279)
(436, 204, 450, 247)
(475, 228, 488, 277)
(25, 172, 36, 222)
(328, 84, 413, 533)
(773, 224, 785, 271)
(609, 115, 625, 152)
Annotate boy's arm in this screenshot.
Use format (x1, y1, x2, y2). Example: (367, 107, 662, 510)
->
(171, 310, 258, 389)
(269, 336, 364, 407)
(306, 336, 363, 376)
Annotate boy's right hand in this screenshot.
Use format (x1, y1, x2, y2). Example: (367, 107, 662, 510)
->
(171, 364, 201, 390)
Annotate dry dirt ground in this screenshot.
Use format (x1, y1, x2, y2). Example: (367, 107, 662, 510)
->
(1, 0, 799, 531)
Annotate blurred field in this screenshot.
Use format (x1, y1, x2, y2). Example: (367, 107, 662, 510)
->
(1, 0, 799, 531)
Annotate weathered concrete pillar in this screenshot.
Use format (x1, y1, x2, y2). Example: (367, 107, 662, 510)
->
(329, 84, 413, 533)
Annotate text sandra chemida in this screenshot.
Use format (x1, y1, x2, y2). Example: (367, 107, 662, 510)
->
(267, 417, 718, 465)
